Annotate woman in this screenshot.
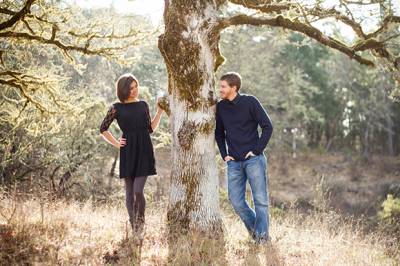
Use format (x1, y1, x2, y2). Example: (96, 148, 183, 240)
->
(99, 73, 163, 233)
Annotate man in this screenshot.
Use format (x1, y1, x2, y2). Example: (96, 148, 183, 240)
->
(215, 72, 273, 244)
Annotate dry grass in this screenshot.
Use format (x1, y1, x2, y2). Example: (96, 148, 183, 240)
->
(0, 188, 397, 266)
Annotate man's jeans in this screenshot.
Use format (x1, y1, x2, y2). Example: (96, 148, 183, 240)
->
(227, 153, 269, 241)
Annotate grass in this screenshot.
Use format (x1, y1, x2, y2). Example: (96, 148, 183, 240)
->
(0, 188, 398, 266)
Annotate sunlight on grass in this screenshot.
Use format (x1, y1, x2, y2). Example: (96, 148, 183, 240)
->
(0, 191, 397, 265)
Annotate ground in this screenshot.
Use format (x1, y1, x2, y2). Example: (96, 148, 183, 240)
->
(0, 189, 398, 265)
(0, 149, 399, 265)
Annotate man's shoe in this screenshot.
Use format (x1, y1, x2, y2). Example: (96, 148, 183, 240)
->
(246, 229, 257, 241)
(255, 235, 270, 245)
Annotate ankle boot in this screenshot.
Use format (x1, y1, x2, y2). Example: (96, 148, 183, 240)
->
(129, 216, 136, 231)
(135, 215, 145, 232)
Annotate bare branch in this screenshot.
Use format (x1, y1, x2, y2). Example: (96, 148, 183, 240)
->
(1, 2, 152, 65)
(342, 0, 382, 5)
(228, 0, 368, 37)
(0, 8, 16, 15)
(228, 1, 399, 39)
(0, 31, 135, 58)
(0, 78, 51, 113)
(0, 1, 153, 115)
(216, 14, 375, 66)
(366, 15, 400, 39)
(0, 0, 35, 31)
(222, 1, 400, 87)
(0, 70, 76, 114)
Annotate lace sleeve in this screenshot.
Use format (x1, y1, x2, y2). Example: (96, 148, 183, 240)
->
(144, 101, 153, 134)
(100, 104, 117, 134)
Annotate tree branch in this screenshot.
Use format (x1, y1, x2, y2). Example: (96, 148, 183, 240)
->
(366, 15, 400, 39)
(224, 0, 400, 92)
(0, 78, 51, 113)
(0, 70, 74, 114)
(0, 0, 35, 31)
(0, 2, 152, 114)
(0, 31, 135, 58)
(228, 0, 399, 40)
(216, 14, 375, 66)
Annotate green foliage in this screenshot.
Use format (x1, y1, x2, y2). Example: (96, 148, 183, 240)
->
(378, 194, 400, 238)
(379, 194, 400, 221)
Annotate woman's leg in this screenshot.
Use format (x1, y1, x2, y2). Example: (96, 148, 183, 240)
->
(124, 177, 135, 228)
(133, 175, 148, 226)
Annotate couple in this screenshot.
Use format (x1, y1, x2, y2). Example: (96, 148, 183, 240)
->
(100, 72, 273, 244)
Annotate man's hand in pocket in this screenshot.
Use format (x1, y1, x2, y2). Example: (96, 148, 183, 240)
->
(245, 151, 256, 159)
(224, 155, 235, 162)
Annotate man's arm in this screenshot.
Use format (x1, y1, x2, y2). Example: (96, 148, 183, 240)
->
(215, 103, 228, 160)
(250, 96, 273, 155)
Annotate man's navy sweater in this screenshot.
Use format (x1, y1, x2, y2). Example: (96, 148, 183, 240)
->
(215, 92, 273, 161)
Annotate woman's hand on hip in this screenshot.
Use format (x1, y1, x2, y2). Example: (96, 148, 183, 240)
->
(116, 137, 126, 148)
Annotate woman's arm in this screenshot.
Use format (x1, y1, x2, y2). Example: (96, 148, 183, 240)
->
(100, 104, 125, 148)
(101, 131, 125, 148)
(150, 100, 163, 131)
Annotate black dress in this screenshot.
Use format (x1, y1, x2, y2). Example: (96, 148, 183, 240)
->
(99, 100, 157, 178)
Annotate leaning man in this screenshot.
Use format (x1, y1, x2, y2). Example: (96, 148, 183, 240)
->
(215, 72, 273, 244)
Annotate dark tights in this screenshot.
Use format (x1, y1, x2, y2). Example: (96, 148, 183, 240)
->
(124, 176, 148, 224)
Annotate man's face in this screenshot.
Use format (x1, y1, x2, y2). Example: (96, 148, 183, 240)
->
(219, 80, 236, 99)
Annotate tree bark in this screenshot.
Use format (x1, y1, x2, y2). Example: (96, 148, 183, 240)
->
(158, 0, 224, 234)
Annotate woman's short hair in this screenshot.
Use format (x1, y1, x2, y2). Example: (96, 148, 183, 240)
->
(115, 73, 139, 102)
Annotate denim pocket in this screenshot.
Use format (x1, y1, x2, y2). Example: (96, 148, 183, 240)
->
(247, 154, 258, 160)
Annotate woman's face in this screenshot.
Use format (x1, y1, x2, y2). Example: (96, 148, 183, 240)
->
(129, 80, 139, 98)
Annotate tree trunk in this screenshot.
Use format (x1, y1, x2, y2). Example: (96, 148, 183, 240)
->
(158, 1, 224, 234)
(386, 112, 394, 156)
(108, 153, 118, 191)
(362, 122, 372, 161)
(292, 128, 297, 159)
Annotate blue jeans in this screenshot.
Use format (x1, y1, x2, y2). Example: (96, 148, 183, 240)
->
(227, 153, 269, 241)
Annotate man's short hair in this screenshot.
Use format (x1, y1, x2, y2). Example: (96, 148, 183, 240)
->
(220, 72, 242, 92)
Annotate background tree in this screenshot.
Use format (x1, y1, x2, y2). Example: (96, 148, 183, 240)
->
(0, 0, 159, 197)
